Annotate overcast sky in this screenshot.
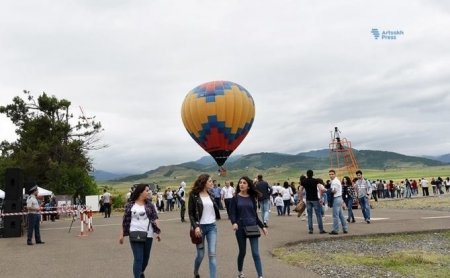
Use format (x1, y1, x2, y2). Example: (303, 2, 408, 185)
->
(1, 0, 449, 174)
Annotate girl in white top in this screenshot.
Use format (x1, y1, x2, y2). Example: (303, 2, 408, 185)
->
(188, 174, 221, 278)
(282, 181, 293, 216)
(120, 184, 161, 278)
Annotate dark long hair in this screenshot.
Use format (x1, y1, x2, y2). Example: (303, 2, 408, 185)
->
(190, 174, 210, 195)
(342, 176, 352, 186)
(130, 184, 148, 202)
(235, 176, 261, 199)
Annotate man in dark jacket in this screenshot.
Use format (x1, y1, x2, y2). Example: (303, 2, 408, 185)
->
(299, 170, 326, 234)
(255, 174, 271, 227)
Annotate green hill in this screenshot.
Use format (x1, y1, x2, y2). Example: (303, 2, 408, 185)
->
(104, 149, 447, 191)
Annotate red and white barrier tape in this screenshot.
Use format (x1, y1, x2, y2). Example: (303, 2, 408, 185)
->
(0, 209, 93, 217)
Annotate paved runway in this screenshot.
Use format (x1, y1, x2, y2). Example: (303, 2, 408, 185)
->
(1, 206, 449, 278)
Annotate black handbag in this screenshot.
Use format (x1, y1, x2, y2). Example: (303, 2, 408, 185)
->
(129, 231, 148, 242)
(243, 225, 261, 238)
(129, 221, 150, 242)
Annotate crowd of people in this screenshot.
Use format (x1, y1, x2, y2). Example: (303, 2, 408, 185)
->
(117, 171, 450, 278)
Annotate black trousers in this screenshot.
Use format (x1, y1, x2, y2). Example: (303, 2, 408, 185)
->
(180, 199, 186, 221)
(224, 198, 232, 216)
(104, 203, 111, 217)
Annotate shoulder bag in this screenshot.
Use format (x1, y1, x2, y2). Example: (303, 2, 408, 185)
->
(238, 196, 261, 238)
(129, 220, 150, 243)
(243, 225, 261, 238)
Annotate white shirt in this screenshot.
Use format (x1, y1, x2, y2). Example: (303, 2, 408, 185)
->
(281, 187, 293, 200)
(274, 196, 284, 206)
(272, 185, 281, 194)
(330, 177, 342, 197)
(130, 203, 154, 238)
(166, 191, 173, 200)
(199, 196, 216, 224)
(421, 179, 428, 188)
(222, 186, 235, 199)
(103, 192, 111, 203)
(27, 194, 40, 214)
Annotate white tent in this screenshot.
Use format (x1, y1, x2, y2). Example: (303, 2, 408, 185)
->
(0, 189, 4, 199)
(23, 186, 53, 197)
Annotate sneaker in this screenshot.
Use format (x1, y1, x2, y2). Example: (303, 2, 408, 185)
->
(308, 230, 313, 234)
(366, 220, 371, 224)
(320, 230, 327, 234)
(343, 230, 348, 234)
(263, 222, 268, 228)
(329, 231, 338, 235)
(237, 273, 246, 278)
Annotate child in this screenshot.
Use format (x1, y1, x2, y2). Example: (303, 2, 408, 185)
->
(157, 193, 165, 213)
(274, 193, 284, 216)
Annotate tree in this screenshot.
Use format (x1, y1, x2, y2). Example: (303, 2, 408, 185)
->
(0, 90, 106, 195)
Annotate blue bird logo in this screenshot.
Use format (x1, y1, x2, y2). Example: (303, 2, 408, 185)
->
(371, 28, 380, 39)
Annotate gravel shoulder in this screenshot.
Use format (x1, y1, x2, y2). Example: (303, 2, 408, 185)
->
(273, 194, 450, 278)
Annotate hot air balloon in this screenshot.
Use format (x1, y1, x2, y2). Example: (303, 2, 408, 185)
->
(181, 81, 255, 169)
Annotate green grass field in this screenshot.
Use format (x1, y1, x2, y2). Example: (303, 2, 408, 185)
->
(100, 165, 450, 196)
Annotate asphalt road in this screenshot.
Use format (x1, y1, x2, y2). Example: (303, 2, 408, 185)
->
(1, 206, 449, 278)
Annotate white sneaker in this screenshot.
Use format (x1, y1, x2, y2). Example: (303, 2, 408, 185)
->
(237, 273, 246, 278)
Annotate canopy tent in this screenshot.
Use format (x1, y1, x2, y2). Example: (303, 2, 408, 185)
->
(23, 186, 53, 197)
(0, 189, 4, 199)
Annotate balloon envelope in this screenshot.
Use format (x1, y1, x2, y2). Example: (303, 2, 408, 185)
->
(181, 81, 255, 166)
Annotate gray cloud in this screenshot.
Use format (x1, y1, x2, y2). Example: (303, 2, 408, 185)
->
(1, 0, 449, 173)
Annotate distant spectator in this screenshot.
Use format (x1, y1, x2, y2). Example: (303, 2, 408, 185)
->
(421, 178, 429, 196)
(102, 189, 112, 218)
(255, 174, 271, 227)
(355, 170, 372, 224)
(274, 193, 284, 216)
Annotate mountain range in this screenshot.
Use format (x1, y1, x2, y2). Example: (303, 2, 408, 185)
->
(92, 149, 449, 182)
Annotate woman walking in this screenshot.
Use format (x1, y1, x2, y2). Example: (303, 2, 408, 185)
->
(188, 174, 221, 278)
(342, 176, 356, 223)
(281, 181, 293, 216)
(229, 176, 268, 278)
(119, 184, 161, 278)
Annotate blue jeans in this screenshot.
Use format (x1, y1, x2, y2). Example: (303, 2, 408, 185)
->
(259, 199, 270, 224)
(358, 196, 371, 221)
(129, 237, 153, 278)
(194, 223, 217, 278)
(332, 196, 348, 232)
(27, 213, 41, 243)
(276, 206, 283, 215)
(405, 186, 412, 198)
(235, 228, 263, 277)
(346, 197, 354, 220)
(306, 200, 324, 232)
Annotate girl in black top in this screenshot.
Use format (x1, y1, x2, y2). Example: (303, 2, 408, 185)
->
(229, 176, 268, 278)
